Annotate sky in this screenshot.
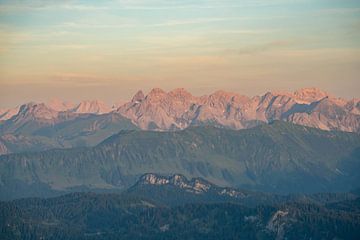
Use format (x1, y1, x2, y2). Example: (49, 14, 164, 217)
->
(0, 0, 360, 108)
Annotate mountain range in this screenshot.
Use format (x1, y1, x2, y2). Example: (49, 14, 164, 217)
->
(117, 87, 359, 132)
(1, 121, 359, 200)
(0, 87, 359, 155)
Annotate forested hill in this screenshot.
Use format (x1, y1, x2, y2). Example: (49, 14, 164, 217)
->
(1, 121, 360, 200)
(1, 178, 360, 240)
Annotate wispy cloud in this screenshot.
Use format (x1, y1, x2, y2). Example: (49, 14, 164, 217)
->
(225, 40, 294, 55)
(0, 2, 110, 13)
(0, 0, 301, 13)
(112, 0, 301, 10)
(216, 29, 280, 35)
(57, 15, 286, 30)
(152, 14, 289, 27)
(150, 17, 246, 27)
(51, 72, 110, 86)
(61, 22, 134, 29)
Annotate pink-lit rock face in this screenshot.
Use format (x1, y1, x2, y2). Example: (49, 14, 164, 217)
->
(0, 106, 20, 121)
(345, 98, 360, 115)
(16, 102, 60, 121)
(1, 88, 359, 133)
(117, 88, 200, 130)
(71, 100, 112, 114)
(117, 88, 359, 132)
(292, 87, 331, 104)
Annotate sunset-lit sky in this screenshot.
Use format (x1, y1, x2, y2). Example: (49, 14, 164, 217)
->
(0, 0, 360, 108)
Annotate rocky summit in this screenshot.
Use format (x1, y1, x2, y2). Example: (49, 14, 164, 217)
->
(117, 87, 360, 132)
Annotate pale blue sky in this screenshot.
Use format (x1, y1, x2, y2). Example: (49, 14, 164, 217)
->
(0, 0, 359, 107)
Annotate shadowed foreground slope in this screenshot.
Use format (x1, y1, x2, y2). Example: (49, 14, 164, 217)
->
(1, 175, 360, 240)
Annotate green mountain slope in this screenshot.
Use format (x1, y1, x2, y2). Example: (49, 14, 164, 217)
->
(0, 121, 359, 199)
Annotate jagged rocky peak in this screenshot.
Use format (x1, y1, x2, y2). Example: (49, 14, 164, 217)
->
(17, 102, 59, 120)
(147, 88, 167, 98)
(208, 90, 247, 102)
(346, 98, 360, 115)
(292, 87, 330, 103)
(138, 173, 214, 194)
(18, 102, 35, 113)
(260, 91, 295, 104)
(130, 88, 194, 102)
(191, 178, 212, 192)
(0, 106, 20, 121)
(139, 173, 171, 185)
(266, 88, 334, 105)
(139, 173, 188, 185)
(201, 90, 249, 112)
(168, 88, 193, 99)
(116, 87, 359, 132)
(72, 100, 111, 114)
(259, 91, 275, 104)
(170, 174, 187, 184)
(143, 88, 168, 103)
(137, 173, 248, 197)
(131, 90, 145, 103)
(0, 109, 6, 116)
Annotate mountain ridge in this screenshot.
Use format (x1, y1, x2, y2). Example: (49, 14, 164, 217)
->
(1, 87, 359, 131)
(1, 121, 359, 200)
(116, 87, 359, 131)
(0, 87, 359, 155)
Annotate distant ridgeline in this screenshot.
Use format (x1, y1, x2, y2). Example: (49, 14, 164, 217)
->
(0, 87, 359, 155)
(0, 121, 359, 200)
(1, 173, 360, 240)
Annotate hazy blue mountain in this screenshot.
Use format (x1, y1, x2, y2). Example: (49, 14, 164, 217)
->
(0, 103, 138, 155)
(0, 134, 60, 155)
(32, 112, 139, 147)
(0, 121, 359, 200)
